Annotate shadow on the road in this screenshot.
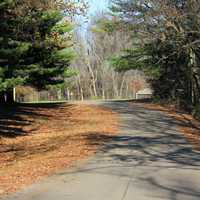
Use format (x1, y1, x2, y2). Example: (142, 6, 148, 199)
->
(88, 103, 200, 167)
(69, 101, 200, 200)
(141, 177, 200, 200)
(84, 132, 200, 168)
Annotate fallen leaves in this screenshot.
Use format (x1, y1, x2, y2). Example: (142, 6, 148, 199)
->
(0, 103, 119, 196)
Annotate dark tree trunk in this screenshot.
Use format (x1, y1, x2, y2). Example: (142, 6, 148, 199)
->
(6, 89, 14, 104)
(0, 89, 15, 104)
(0, 92, 5, 103)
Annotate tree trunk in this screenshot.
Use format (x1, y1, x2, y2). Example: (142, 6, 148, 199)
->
(125, 83, 129, 98)
(91, 76, 97, 97)
(102, 87, 105, 100)
(67, 89, 71, 100)
(7, 89, 15, 103)
(57, 89, 62, 100)
(87, 64, 97, 97)
(80, 86, 84, 101)
(119, 74, 125, 98)
(0, 92, 5, 103)
(3, 89, 15, 104)
(193, 74, 200, 104)
(77, 76, 84, 101)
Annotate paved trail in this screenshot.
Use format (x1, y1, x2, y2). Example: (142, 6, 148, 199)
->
(2, 101, 200, 200)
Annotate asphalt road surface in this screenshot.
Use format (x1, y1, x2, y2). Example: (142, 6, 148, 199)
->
(2, 101, 200, 200)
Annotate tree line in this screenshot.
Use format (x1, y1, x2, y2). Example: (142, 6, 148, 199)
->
(68, 13, 148, 100)
(2, 0, 199, 118)
(107, 0, 200, 118)
(0, 0, 147, 103)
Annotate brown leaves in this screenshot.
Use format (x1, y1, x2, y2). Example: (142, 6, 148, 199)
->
(0, 104, 118, 196)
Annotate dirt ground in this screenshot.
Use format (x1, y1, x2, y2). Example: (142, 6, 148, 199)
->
(0, 103, 119, 196)
(131, 102, 200, 151)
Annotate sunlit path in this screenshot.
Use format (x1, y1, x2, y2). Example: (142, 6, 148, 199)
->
(2, 101, 200, 200)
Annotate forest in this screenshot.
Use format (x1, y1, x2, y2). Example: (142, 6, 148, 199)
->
(1, 0, 200, 118)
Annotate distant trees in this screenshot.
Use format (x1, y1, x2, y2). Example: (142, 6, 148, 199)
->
(0, 0, 87, 103)
(71, 13, 147, 100)
(110, 0, 200, 116)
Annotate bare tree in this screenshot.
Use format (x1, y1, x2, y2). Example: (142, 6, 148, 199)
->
(69, 13, 148, 100)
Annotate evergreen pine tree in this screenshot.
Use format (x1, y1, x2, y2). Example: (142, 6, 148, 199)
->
(0, 0, 75, 103)
(0, 0, 26, 102)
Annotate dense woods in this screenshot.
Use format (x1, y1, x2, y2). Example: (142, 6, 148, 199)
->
(109, 0, 200, 118)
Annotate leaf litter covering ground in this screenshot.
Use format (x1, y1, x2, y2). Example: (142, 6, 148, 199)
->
(130, 102, 200, 151)
(0, 103, 118, 196)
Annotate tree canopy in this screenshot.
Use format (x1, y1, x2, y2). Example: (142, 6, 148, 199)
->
(110, 0, 200, 116)
(0, 0, 86, 103)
